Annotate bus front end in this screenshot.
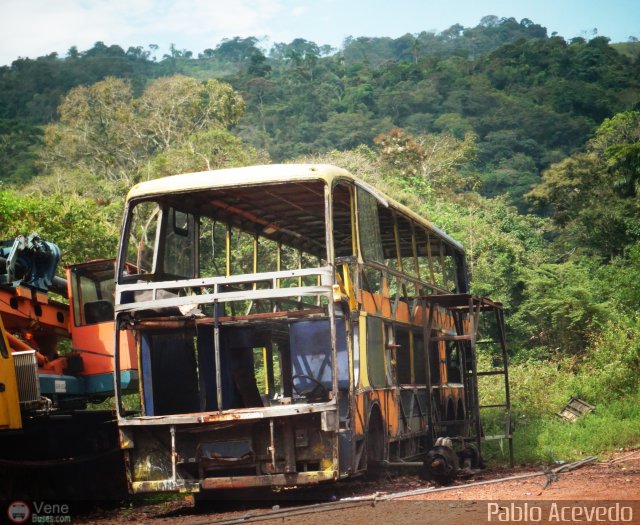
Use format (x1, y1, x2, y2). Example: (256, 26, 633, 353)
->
(113, 167, 349, 495)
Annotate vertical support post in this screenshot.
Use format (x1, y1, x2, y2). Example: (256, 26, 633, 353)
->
(423, 299, 437, 441)
(325, 182, 340, 473)
(170, 425, 177, 483)
(262, 347, 269, 396)
(410, 223, 421, 281)
(225, 225, 231, 277)
(269, 418, 276, 470)
(273, 242, 282, 312)
(426, 231, 436, 286)
(468, 297, 482, 454)
(495, 306, 514, 467)
(392, 212, 408, 303)
(214, 300, 223, 411)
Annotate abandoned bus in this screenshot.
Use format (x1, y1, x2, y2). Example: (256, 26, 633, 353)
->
(113, 164, 512, 494)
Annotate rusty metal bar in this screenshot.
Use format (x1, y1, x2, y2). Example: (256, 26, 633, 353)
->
(214, 300, 223, 411)
(269, 418, 276, 471)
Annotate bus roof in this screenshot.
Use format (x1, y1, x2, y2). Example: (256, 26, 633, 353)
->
(126, 164, 464, 252)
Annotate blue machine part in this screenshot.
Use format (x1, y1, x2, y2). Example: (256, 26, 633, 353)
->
(39, 374, 85, 396)
(39, 371, 139, 397)
(0, 234, 62, 292)
(85, 370, 139, 395)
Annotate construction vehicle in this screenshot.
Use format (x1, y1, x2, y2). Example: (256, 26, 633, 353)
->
(0, 233, 137, 500)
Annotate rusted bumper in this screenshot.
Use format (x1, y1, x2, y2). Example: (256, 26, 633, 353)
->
(201, 470, 338, 490)
(130, 470, 337, 494)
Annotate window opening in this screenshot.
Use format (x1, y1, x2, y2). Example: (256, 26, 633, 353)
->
(124, 201, 160, 276)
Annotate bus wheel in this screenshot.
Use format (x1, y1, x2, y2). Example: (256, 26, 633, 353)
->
(365, 407, 384, 479)
(458, 442, 483, 471)
(420, 444, 459, 484)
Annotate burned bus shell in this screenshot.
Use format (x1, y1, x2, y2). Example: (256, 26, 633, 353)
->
(113, 164, 512, 495)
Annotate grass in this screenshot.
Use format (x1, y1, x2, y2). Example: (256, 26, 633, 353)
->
(483, 398, 640, 466)
(478, 346, 640, 466)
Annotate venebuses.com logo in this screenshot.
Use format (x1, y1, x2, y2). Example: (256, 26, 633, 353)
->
(6, 501, 71, 524)
(6, 501, 30, 524)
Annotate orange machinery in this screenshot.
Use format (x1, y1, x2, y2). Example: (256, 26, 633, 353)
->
(0, 234, 137, 414)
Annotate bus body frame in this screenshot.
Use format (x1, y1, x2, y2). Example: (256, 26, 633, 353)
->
(112, 164, 500, 495)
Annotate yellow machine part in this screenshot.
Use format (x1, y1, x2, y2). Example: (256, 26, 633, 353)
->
(0, 316, 22, 430)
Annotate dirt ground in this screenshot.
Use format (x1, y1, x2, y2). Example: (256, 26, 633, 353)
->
(71, 449, 640, 525)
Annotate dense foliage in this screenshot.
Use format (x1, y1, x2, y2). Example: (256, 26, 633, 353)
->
(1, 16, 639, 461)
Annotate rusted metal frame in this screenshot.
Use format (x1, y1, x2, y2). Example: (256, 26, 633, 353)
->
(391, 211, 408, 305)
(410, 222, 421, 281)
(324, 182, 341, 473)
(263, 189, 325, 220)
(297, 249, 303, 303)
(409, 330, 416, 384)
(348, 185, 358, 257)
(413, 388, 425, 425)
(316, 256, 323, 306)
(398, 392, 410, 434)
(149, 206, 165, 286)
(340, 263, 357, 311)
(438, 241, 448, 290)
(114, 315, 125, 416)
(494, 305, 514, 466)
(274, 242, 282, 311)
(149, 209, 167, 301)
(330, 187, 356, 441)
(269, 419, 276, 471)
(451, 309, 472, 439)
(357, 265, 381, 313)
(170, 425, 177, 485)
(422, 299, 437, 439)
(352, 183, 380, 314)
(199, 470, 337, 491)
(116, 285, 330, 315)
(391, 274, 402, 318)
(198, 308, 325, 324)
(468, 296, 483, 453)
(244, 234, 259, 315)
(119, 400, 338, 426)
(361, 259, 450, 296)
(225, 223, 231, 278)
(116, 266, 333, 293)
(425, 230, 437, 286)
(209, 198, 281, 235)
(214, 300, 223, 411)
(264, 343, 275, 396)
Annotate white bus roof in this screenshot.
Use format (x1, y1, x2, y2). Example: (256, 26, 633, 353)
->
(126, 164, 464, 251)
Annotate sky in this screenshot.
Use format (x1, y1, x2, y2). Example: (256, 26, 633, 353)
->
(0, 0, 639, 66)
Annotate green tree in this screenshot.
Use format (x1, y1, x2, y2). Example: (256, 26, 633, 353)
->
(374, 128, 477, 193)
(150, 128, 269, 178)
(511, 259, 610, 357)
(42, 77, 140, 185)
(40, 75, 246, 190)
(0, 189, 119, 265)
(527, 110, 640, 258)
(137, 75, 244, 150)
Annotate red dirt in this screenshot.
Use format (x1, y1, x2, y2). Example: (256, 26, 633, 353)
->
(75, 449, 640, 525)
